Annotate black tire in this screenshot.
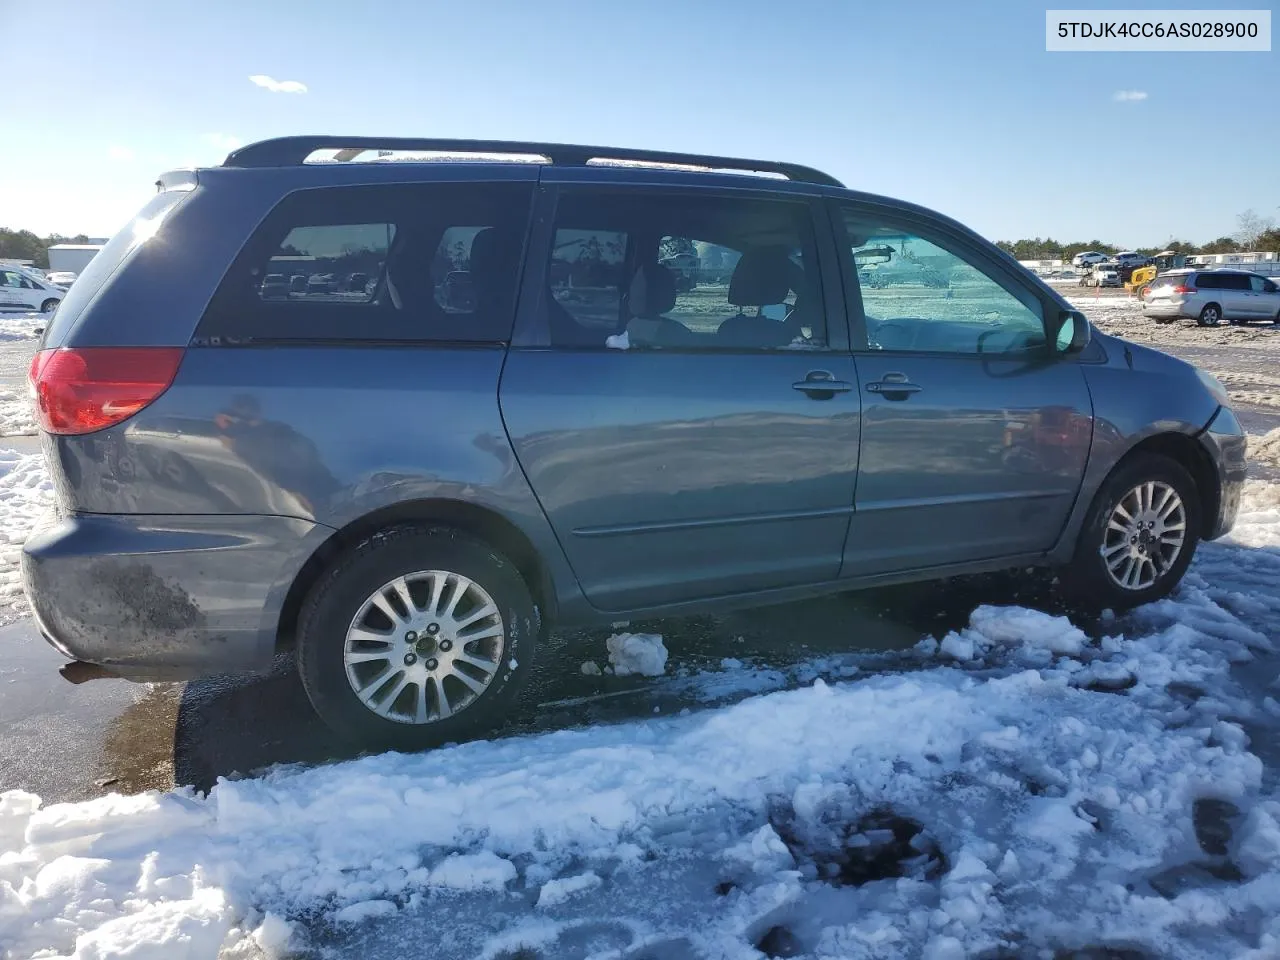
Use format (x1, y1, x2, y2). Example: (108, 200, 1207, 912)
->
(1059, 454, 1201, 612)
(1197, 303, 1222, 327)
(296, 525, 538, 751)
(40, 298, 59, 313)
(1153, 316, 1175, 325)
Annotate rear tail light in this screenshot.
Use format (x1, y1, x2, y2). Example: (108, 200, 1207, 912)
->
(28, 347, 184, 435)
(1172, 285, 1195, 294)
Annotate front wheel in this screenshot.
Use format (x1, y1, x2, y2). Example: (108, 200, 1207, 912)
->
(1059, 454, 1200, 611)
(296, 525, 537, 750)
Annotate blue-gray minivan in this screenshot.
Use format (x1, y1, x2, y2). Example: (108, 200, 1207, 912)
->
(22, 138, 1248, 749)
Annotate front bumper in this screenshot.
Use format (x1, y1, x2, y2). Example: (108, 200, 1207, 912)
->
(22, 512, 322, 680)
(1199, 406, 1248, 541)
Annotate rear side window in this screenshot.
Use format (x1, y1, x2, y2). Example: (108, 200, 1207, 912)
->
(1195, 273, 1219, 289)
(199, 182, 533, 343)
(39, 190, 191, 349)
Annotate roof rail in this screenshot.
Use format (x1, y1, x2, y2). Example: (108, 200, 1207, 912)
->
(221, 136, 844, 188)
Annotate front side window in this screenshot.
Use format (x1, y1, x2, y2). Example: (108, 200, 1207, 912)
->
(838, 208, 1046, 355)
(544, 190, 824, 351)
(1, 271, 23, 288)
(1219, 273, 1251, 291)
(200, 182, 533, 342)
(1256, 276, 1278, 293)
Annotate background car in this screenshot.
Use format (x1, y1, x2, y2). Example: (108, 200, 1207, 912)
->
(1113, 252, 1150, 267)
(1072, 251, 1108, 268)
(0, 266, 63, 312)
(1144, 269, 1280, 326)
(44, 271, 78, 288)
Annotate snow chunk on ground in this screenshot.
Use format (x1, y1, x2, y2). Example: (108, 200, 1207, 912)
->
(604, 330, 630, 350)
(1251, 427, 1280, 467)
(605, 632, 668, 676)
(535, 871, 601, 908)
(934, 604, 1088, 664)
(0, 389, 35, 437)
(428, 851, 517, 891)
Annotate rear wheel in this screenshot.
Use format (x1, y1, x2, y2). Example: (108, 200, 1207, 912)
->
(297, 525, 537, 750)
(40, 298, 59, 313)
(1060, 454, 1200, 611)
(1197, 303, 1222, 326)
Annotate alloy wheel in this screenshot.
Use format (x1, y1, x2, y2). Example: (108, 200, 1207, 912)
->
(343, 569, 505, 724)
(1100, 481, 1186, 591)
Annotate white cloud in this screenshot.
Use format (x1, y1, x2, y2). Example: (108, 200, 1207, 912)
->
(1112, 90, 1149, 102)
(106, 145, 134, 161)
(203, 133, 244, 153)
(249, 74, 307, 94)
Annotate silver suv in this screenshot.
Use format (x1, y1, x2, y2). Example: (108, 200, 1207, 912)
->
(1144, 268, 1280, 326)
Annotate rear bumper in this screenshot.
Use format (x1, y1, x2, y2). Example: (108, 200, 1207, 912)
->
(1200, 406, 1248, 541)
(1142, 302, 1185, 319)
(22, 512, 324, 680)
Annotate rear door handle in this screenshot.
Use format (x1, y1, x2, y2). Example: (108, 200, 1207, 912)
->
(866, 372, 922, 400)
(792, 370, 853, 398)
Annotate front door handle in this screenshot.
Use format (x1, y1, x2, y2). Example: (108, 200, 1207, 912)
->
(866, 372, 922, 400)
(792, 370, 853, 398)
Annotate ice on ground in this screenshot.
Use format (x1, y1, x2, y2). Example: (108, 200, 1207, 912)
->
(579, 659, 602, 676)
(0, 450, 52, 613)
(605, 631, 668, 676)
(604, 330, 630, 350)
(535, 870, 602, 908)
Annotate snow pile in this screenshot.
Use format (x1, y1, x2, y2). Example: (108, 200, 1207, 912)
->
(0, 389, 36, 437)
(605, 631, 668, 676)
(0, 450, 52, 611)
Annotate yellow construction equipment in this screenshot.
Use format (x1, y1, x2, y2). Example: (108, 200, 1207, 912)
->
(1126, 264, 1157, 295)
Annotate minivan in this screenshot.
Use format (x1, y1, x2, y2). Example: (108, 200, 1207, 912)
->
(23, 137, 1247, 749)
(1143, 268, 1280, 326)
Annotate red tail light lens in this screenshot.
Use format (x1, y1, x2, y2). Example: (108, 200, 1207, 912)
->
(1172, 285, 1195, 294)
(28, 347, 184, 435)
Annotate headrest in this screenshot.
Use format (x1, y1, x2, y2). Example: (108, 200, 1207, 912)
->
(629, 262, 677, 318)
(469, 226, 518, 282)
(729, 247, 793, 307)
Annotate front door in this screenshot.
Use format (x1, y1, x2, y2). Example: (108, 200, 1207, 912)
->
(831, 202, 1093, 576)
(500, 183, 858, 612)
(0, 270, 35, 311)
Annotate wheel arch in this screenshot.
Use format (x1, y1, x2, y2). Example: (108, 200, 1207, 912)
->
(275, 498, 556, 654)
(1099, 432, 1219, 537)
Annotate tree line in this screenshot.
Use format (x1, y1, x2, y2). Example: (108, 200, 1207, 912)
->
(997, 209, 1280, 261)
(0, 228, 94, 269)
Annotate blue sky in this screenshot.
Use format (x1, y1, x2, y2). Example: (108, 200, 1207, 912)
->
(3, 0, 1276, 246)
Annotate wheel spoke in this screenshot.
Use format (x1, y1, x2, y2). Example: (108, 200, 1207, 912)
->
(1153, 485, 1173, 516)
(379, 671, 412, 712)
(454, 651, 499, 675)
(1159, 496, 1183, 521)
(370, 592, 406, 627)
(1113, 502, 1135, 524)
(1124, 557, 1142, 589)
(1102, 541, 1130, 558)
(349, 627, 394, 646)
(1107, 519, 1131, 535)
(458, 622, 504, 642)
(441, 576, 468, 620)
(454, 603, 497, 631)
(431, 675, 451, 719)
(426, 572, 446, 618)
(414, 680, 428, 723)
(449, 666, 487, 695)
(346, 649, 393, 665)
(356, 666, 394, 699)
(390, 577, 417, 619)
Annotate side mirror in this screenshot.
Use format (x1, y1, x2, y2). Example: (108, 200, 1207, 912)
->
(1053, 309, 1090, 355)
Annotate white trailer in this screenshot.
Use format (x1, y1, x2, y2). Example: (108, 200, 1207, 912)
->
(47, 244, 105, 275)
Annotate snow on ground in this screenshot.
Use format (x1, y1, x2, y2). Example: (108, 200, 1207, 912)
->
(2, 481, 1280, 959)
(0, 314, 45, 343)
(1251, 428, 1280, 467)
(0, 451, 52, 613)
(0, 390, 36, 438)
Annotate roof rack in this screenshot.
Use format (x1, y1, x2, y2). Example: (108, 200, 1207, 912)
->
(221, 136, 843, 188)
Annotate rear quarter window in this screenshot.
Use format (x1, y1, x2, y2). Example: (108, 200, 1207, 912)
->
(197, 182, 534, 343)
(39, 190, 191, 349)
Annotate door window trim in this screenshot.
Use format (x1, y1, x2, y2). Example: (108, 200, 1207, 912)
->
(511, 182, 849, 353)
(830, 198, 1063, 360)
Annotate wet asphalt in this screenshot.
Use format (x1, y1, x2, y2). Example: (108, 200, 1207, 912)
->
(1, 300, 1278, 804)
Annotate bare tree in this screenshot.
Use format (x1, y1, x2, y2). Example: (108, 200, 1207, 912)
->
(1235, 209, 1276, 251)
